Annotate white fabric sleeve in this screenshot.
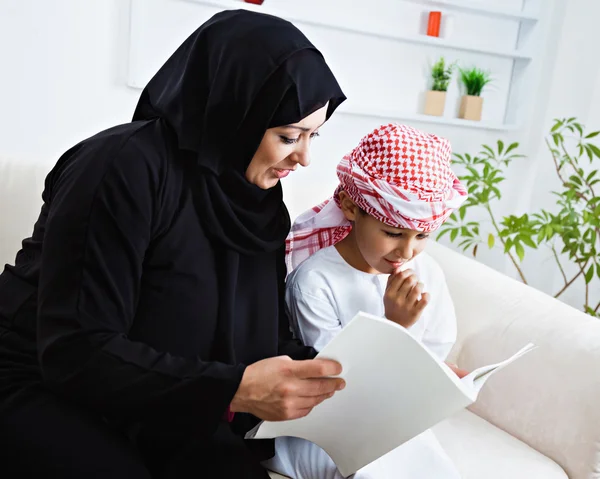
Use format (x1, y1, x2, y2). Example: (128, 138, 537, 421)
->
(285, 285, 342, 353)
(421, 265, 457, 361)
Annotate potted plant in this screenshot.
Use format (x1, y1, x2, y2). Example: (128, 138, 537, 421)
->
(424, 57, 454, 117)
(458, 66, 492, 121)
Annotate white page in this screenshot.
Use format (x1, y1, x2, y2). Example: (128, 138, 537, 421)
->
(246, 312, 477, 477)
(460, 342, 537, 393)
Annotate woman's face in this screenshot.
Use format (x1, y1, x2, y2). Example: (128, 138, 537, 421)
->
(245, 104, 329, 189)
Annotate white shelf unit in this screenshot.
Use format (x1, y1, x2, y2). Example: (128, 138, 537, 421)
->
(402, 0, 540, 22)
(192, 0, 532, 61)
(340, 106, 518, 131)
(130, 0, 544, 131)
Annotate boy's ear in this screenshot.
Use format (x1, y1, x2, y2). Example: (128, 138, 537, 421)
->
(338, 191, 358, 222)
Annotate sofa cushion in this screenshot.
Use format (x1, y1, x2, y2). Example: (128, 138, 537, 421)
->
(266, 410, 566, 478)
(0, 159, 49, 266)
(433, 410, 567, 479)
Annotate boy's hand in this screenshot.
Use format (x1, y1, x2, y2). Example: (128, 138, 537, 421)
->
(384, 268, 429, 329)
(446, 362, 469, 378)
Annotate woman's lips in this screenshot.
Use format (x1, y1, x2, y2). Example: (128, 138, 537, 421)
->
(274, 168, 291, 179)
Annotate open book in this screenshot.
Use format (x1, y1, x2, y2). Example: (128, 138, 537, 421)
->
(246, 311, 536, 477)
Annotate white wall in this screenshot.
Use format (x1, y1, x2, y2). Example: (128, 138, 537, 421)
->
(0, 0, 597, 311)
(0, 0, 136, 164)
(517, 0, 600, 312)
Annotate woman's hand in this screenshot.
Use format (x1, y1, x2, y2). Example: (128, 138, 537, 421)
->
(230, 356, 345, 421)
(384, 269, 429, 329)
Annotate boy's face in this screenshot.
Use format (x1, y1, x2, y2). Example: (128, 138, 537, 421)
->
(339, 192, 431, 274)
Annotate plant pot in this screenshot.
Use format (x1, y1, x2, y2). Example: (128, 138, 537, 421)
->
(424, 90, 446, 116)
(459, 95, 483, 121)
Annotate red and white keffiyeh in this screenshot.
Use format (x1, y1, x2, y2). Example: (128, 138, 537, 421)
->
(285, 123, 468, 272)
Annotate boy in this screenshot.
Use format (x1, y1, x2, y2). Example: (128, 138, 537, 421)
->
(266, 123, 468, 478)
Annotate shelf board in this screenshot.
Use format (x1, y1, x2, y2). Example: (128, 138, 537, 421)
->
(402, 0, 539, 22)
(339, 105, 518, 131)
(190, 0, 532, 60)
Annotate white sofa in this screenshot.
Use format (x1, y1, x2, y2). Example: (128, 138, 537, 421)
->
(2, 157, 599, 479)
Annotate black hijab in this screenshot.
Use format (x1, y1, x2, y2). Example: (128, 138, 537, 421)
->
(133, 9, 346, 255)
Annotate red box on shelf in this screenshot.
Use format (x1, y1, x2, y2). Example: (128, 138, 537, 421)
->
(244, 0, 265, 4)
(427, 11, 442, 37)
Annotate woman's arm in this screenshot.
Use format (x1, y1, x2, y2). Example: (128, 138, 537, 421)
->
(37, 135, 244, 435)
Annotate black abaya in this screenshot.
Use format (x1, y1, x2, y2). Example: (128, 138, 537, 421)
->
(0, 9, 345, 478)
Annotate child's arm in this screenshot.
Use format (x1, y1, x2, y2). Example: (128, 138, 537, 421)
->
(421, 261, 457, 361)
(277, 248, 318, 360)
(285, 285, 342, 353)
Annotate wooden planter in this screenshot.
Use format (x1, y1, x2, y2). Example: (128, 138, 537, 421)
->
(459, 95, 483, 121)
(424, 90, 447, 117)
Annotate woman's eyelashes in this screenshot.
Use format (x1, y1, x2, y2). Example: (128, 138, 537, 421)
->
(279, 131, 320, 145)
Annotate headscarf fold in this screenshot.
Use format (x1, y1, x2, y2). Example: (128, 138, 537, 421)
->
(133, 9, 346, 255)
(286, 123, 467, 271)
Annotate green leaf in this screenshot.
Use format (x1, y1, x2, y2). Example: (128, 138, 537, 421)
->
(488, 234, 495, 249)
(483, 164, 491, 178)
(520, 234, 537, 249)
(585, 264, 595, 284)
(497, 140, 504, 155)
(585, 131, 600, 139)
(515, 242, 525, 262)
(588, 144, 600, 158)
(537, 229, 546, 243)
(504, 142, 519, 155)
(436, 229, 451, 240)
(569, 175, 583, 186)
(450, 228, 458, 242)
(551, 120, 563, 133)
(459, 206, 466, 221)
(466, 166, 480, 178)
(586, 170, 598, 182)
(481, 145, 495, 158)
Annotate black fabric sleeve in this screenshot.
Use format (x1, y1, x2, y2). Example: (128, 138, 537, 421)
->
(36, 137, 244, 433)
(275, 248, 317, 361)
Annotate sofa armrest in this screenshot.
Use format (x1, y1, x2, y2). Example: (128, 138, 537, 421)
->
(427, 241, 600, 479)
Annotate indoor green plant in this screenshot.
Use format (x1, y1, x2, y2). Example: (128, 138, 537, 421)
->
(424, 57, 455, 117)
(437, 117, 600, 317)
(458, 66, 492, 121)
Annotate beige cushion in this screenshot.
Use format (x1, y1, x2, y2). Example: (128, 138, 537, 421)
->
(0, 158, 49, 266)
(265, 410, 566, 479)
(427, 241, 600, 479)
(268, 472, 289, 479)
(433, 410, 567, 479)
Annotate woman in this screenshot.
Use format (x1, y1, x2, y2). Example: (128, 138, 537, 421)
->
(0, 10, 345, 478)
